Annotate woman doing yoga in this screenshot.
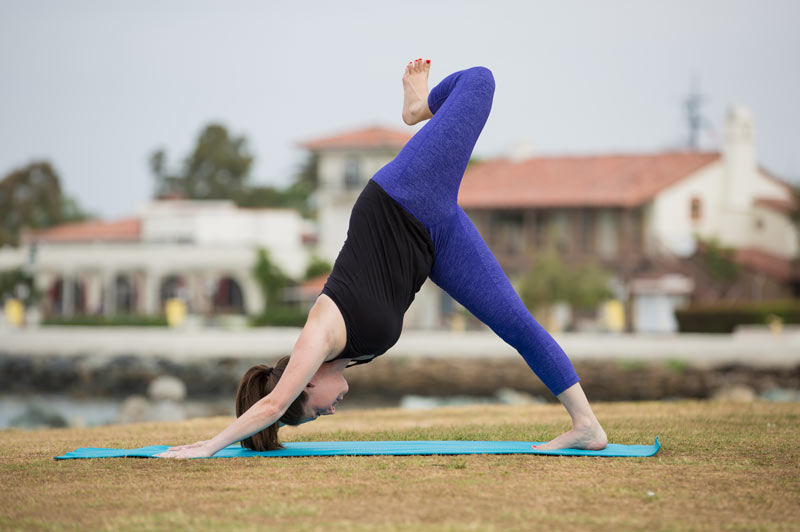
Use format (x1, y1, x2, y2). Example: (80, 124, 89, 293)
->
(156, 59, 607, 459)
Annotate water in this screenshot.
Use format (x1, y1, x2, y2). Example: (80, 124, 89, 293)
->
(0, 389, 543, 429)
(0, 394, 235, 429)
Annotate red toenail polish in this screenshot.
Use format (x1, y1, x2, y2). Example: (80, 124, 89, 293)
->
(426, 60, 430, 63)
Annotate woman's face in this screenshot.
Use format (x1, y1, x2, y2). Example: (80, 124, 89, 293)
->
(303, 366, 349, 422)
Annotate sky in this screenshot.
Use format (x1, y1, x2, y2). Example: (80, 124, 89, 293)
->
(1, 0, 799, 219)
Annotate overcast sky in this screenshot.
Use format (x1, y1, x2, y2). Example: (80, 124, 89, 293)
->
(1, 0, 799, 219)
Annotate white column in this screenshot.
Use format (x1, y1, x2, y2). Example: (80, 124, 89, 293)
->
(62, 272, 75, 315)
(103, 270, 116, 316)
(84, 271, 103, 314)
(142, 269, 160, 315)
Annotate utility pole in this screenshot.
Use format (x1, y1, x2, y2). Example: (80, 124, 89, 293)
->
(684, 74, 705, 150)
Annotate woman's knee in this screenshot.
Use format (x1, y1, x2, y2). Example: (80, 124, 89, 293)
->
(464, 66, 495, 91)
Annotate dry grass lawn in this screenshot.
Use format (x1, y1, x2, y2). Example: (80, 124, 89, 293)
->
(1, 400, 798, 531)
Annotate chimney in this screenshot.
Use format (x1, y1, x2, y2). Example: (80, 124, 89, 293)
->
(507, 140, 536, 162)
(722, 105, 757, 210)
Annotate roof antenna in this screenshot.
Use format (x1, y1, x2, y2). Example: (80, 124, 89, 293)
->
(684, 73, 706, 151)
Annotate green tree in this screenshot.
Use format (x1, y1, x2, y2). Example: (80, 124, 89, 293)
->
(252, 248, 292, 312)
(0, 268, 38, 305)
(152, 123, 254, 200)
(696, 236, 738, 284)
(304, 255, 332, 280)
(0, 162, 94, 246)
(237, 152, 319, 217)
(518, 250, 613, 326)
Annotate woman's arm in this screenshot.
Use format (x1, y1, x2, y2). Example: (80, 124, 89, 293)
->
(156, 306, 336, 458)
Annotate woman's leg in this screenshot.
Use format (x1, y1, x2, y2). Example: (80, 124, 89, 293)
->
(373, 65, 496, 228)
(429, 207, 607, 450)
(379, 61, 606, 449)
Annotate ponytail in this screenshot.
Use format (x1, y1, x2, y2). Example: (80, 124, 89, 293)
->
(235, 356, 309, 451)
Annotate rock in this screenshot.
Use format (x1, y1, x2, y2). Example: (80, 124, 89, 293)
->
(150, 399, 186, 422)
(117, 395, 150, 424)
(711, 385, 756, 402)
(495, 387, 545, 405)
(759, 387, 800, 402)
(9, 402, 69, 429)
(148, 375, 187, 402)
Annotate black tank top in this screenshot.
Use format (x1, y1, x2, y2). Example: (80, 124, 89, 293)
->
(321, 179, 435, 366)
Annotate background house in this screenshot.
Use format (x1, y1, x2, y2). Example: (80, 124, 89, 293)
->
(458, 105, 798, 332)
(14, 200, 313, 318)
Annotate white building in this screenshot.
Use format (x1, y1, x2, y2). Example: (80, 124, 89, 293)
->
(457, 105, 798, 332)
(6, 199, 313, 317)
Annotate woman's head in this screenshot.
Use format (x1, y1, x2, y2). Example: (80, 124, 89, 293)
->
(235, 356, 350, 451)
(303, 359, 349, 421)
(235, 356, 308, 451)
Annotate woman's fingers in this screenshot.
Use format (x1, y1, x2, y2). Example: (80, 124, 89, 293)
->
(165, 440, 208, 451)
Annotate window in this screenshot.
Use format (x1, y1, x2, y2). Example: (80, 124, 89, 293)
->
(344, 157, 360, 189)
(533, 210, 549, 249)
(690, 197, 702, 223)
(580, 209, 596, 253)
(490, 211, 524, 254)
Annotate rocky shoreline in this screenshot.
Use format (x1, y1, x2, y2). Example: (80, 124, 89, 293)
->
(2, 352, 798, 403)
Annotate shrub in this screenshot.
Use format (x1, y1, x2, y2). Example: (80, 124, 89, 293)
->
(674, 300, 800, 333)
(250, 307, 308, 327)
(42, 315, 168, 327)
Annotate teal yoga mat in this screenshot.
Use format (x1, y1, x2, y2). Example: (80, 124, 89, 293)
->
(54, 437, 660, 459)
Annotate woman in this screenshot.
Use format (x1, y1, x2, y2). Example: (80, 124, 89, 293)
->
(156, 59, 607, 459)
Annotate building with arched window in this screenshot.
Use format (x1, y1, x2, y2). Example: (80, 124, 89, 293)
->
(13, 200, 314, 317)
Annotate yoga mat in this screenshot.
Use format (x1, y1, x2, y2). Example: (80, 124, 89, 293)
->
(54, 437, 660, 459)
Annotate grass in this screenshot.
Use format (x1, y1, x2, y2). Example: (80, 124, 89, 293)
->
(1, 400, 799, 531)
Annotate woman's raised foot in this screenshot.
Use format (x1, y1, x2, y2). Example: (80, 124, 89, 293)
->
(402, 58, 433, 125)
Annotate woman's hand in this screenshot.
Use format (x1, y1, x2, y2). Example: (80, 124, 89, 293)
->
(154, 440, 213, 459)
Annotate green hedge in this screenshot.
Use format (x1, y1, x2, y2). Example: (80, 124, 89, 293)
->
(674, 300, 800, 333)
(250, 307, 308, 327)
(42, 315, 168, 327)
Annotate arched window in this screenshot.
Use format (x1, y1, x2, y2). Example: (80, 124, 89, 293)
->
(690, 197, 702, 223)
(49, 277, 86, 315)
(159, 275, 186, 307)
(115, 275, 136, 314)
(213, 277, 245, 313)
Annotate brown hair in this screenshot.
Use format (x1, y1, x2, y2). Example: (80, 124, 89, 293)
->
(235, 355, 309, 451)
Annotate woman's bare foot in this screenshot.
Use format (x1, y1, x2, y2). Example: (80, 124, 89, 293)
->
(532, 382, 608, 451)
(534, 420, 608, 451)
(402, 58, 433, 125)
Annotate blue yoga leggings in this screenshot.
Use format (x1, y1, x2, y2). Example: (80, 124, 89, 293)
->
(373, 66, 580, 396)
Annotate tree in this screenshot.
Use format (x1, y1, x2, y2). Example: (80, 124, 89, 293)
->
(0, 162, 93, 246)
(236, 152, 319, 218)
(518, 250, 613, 328)
(304, 255, 332, 280)
(0, 268, 38, 305)
(151, 124, 254, 201)
(696, 236, 739, 285)
(252, 248, 292, 311)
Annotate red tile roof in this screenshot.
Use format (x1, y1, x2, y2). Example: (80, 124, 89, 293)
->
(754, 196, 797, 214)
(458, 152, 722, 208)
(297, 126, 413, 151)
(734, 247, 797, 282)
(23, 218, 141, 243)
(294, 273, 330, 299)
